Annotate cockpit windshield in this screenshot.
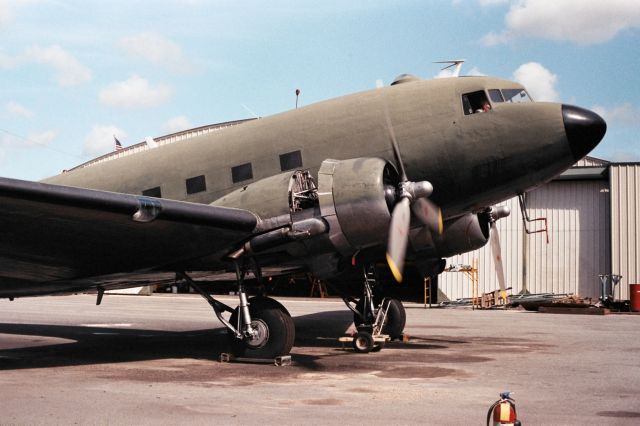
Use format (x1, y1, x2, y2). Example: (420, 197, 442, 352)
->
(462, 87, 533, 116)
(501, 88, 532, 103)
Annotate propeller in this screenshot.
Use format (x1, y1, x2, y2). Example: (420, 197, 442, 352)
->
(382, 97, 443, 282)
(488, 206, 511, 300)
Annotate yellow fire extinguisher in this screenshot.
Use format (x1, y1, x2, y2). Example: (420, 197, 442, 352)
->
(486, 391, 521, 426)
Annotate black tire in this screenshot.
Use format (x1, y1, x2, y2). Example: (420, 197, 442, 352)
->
(228, 297, 295, 359)
(353, 298, 406, 339)
(249, 296, 295, 351)
(382, 298, 406, 339)
(352, 331, 374, 353)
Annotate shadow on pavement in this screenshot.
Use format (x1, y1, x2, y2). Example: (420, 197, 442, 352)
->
(0, 309, 469, 373)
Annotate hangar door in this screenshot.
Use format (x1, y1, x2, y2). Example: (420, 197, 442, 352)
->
(524, 180, 610, 298)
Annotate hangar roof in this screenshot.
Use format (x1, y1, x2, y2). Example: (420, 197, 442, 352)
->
(556, 156, 609, 181)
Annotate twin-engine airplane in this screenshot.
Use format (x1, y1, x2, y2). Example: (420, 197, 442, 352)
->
(0, 73, 606, 358)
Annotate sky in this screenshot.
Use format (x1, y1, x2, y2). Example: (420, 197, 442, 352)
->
(1, 0, 639, 181)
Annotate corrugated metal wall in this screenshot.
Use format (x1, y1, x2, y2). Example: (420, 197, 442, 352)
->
(525, 181, 610, 298)
(610, 164, 640, 299)
(439, 180, 610, 300)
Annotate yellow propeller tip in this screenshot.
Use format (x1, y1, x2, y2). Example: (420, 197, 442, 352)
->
(386, 253, 403, 283)
(437, 209, 444, 234)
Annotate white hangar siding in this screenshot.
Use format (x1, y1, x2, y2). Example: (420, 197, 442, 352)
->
(610, 164, 640, 299)
(439, 157, 620, 301)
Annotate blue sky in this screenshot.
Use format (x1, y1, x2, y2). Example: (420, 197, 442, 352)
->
(1, 0, 639, 180)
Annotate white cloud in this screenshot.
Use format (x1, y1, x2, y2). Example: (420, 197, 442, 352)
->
(434, 65, 485, 79)
(481, 31, 512, 47)
(434, 68, 456, 79)
(5, 101, 34, 119)
(0, 2, 11, 28)
(119, 32, 194, 73)
(27, 129, 56, 146)
(83, 125, 128, 157)
(467, 66, 486, 76)
(592, 103, 640, 127)
(0, 133, 20, 146)
(162, 115, 193, 134)
(512, 62, 559, 102)
(0, 129, 56, 147)
(0, 50, 20, 69)
(23, 45, 92, 86)
(0, 0, 43, 29)
(478, 0, 508, 6)
(0, 44, 91, 87)
(98, 75, 172, 109)
(483, 0, 640, 45)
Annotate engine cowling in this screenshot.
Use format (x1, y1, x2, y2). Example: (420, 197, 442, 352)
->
(317, 158, 397, 256)
(411, 212, 490, 259)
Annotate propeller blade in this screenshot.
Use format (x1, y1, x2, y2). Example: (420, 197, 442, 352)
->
(489, 221, 507, 301)
(411, 197, 444, 235)
(386, 197, 411, 282)
(382, 101, 408, 182)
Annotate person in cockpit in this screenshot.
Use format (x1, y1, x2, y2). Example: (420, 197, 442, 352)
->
(477, 101, 491, 113)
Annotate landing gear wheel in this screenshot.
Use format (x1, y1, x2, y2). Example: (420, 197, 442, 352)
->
(228, 296, 295, 359)
(353, 298, 406, 339)
(352, 331, 374, 353)
(382, 298, 406, 339)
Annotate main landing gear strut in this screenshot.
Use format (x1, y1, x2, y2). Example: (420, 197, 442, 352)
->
(340, 265, 407, 353)
(179, 264, 294, 359)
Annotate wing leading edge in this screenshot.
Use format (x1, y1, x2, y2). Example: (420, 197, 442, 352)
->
(0, 177, 260, 297)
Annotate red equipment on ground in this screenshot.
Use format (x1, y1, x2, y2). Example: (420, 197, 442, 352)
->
(487, 392, 521, 426)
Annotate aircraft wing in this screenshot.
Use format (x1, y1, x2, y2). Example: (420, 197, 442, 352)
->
(0, 177, 262, 297)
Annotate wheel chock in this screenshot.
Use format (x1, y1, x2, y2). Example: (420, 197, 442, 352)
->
(338, 334, 390, 352)
(218, 352, 292, 366)
(274, 355, 292, 367)
(219, 352, 234, 363)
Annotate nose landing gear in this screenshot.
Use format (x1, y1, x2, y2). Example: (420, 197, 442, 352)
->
(340, 265, 407, 353)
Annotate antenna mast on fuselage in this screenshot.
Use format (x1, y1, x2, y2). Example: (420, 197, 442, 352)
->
(434, 59, 465, 77)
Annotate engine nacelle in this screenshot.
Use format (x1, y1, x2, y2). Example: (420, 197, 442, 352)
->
(411, 212, 490, 259)
(317, 158, 397, 256)
(211, 158, 397, 258)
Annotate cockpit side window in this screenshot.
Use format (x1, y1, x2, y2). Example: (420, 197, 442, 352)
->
(489, 89, 504, 103)
(502, 88, 532, 103)
(462, 90, 491, 115)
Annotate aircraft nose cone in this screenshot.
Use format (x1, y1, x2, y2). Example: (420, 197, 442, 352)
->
(562, 104, 606, 161)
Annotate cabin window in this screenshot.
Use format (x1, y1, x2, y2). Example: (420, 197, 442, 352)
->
(142, 186, 161, 198)
(279, 150, 303, 171)
(462, 90, 491, 115)
(232, 163, 253, 183)
(488, 89, 504, 103)
(186, 175, 206, 194)
(502, 88, 532, 103)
